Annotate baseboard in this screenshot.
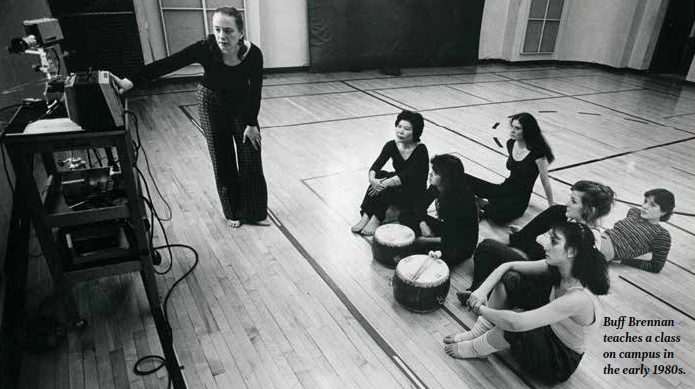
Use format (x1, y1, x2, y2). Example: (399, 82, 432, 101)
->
(477, 58, 695, 86)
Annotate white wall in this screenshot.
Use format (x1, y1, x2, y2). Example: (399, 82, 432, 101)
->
(133, 0, 684, 73)
(258, 0, 310, 68)
(478, 0, 512, 59)
(478, 0, 670, 70)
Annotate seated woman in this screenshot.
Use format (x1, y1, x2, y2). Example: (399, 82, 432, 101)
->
(399, 154, 479, 268)
(444, 221, 609, 384)
(465, 112, 554, 224)
(602, 188, 675, 273)
(468, 180, 614, 291)
(351, 110, 429, 235)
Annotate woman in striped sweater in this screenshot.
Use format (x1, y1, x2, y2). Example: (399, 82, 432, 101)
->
(602, 188, 675, 273)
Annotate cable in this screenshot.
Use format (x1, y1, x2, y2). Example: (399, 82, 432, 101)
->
(139, 139, 173, 221)
(0, 104, 22, 114)
(50, 47, 61, 75)
(133, 243, 198, 389)
(125, 109, 172, 221)
(1, 141, 14, 195)
(140, 193, 173, 275)
(90, 149, 104, 168)
(127, 107, 198, 387)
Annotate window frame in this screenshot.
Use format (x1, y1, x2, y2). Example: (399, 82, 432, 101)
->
(521, 0, 564, 55)
(158, 0, 249, 56)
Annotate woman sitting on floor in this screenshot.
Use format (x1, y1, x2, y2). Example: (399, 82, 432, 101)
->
(399, 154, 479, 268)
(444, 221, 609, 384)
(602, 188, 675, 273)
(468, 180, 614, 291)
(464, 112, 555, 224)
(351, 110, 429, 235)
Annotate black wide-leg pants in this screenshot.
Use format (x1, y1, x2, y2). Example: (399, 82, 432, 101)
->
(197, 85, 267, 221)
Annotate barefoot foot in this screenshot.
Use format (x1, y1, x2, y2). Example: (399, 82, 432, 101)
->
(444, 341, 483, 359)
(351, 214, 370, 233)
(227, 219, 243, 228)
(247, 218, 271, 226)
(360, 216, 381, 236)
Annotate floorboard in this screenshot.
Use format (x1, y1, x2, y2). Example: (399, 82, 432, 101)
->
(20, 63, 695, 389)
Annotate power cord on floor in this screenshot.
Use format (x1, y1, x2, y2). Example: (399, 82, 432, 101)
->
(133, 243, 199, 389)
(126, 109, 198, 388)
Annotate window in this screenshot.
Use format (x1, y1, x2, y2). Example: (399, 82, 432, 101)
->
(159, 0, 248, 55)
(522, 0, 564, 54)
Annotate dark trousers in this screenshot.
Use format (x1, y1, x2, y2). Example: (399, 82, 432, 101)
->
(501, 271, 583, 384)
(470, 239, 528, 290)
(464, 173, 530, 224)
(197, 85, 267, 221)
(359, 170, 405, 221)
(399, 211, 469, 268)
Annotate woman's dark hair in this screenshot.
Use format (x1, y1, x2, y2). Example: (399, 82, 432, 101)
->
(509, 112, 554, 163)
(644, 188, 675, 221)
(395, 110, 425, 142)
(214, 7, 247, 59)
(571, 180, 615, 223)
(430, 154, 474, 214)
(552, 221, 609, 295)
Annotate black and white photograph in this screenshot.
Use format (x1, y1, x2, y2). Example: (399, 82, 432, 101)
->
(1, 0, 694, 388)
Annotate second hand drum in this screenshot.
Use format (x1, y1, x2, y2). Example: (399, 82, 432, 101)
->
(372, 224, 416, 268)
(392, 254, 450, 313)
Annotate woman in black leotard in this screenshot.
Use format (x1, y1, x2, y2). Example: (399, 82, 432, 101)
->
(399, 154, 478, 268)
(351, 110, 429, 235)
(465, 112, 555, 224)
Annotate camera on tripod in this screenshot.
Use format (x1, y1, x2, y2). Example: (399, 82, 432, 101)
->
(7, 18, 64, 53)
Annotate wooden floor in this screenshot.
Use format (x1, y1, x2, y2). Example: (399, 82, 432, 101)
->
(19, 63, 695, 389)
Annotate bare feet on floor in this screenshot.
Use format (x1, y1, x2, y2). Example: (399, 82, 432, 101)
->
(351, 214, 370, 233)
(444, 340, 482, 359)
(247, 219, 271, 226)
(360, 215, 381, 236)
(228, 218, 271, 228)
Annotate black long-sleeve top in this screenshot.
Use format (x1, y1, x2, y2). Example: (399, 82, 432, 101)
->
(508, 204, 567, 260)
(370, 140, 429, 205)
(128, 35, 263, 126)
(417, 186, 479, 259)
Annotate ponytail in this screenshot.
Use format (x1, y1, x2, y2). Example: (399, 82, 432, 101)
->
(553, 221, 610, 295)
(237, 39, 248, 60)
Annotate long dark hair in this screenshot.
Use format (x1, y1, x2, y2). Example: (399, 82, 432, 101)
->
(552, 221, 609, 295)
(430, 154, 473, 212)
(214, 6, 247, 59)
(509, 112, 554, 163)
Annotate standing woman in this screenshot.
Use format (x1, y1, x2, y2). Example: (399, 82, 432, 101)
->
(444, 221, 609, 384)
(111, 7, 267, 228)
(399, 154, 479, 268)
(466, 112, 554, 224)
(351, 110, 429, 235)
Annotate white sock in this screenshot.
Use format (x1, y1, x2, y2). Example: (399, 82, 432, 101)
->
(445, 332, 501, 359)
(471, 332, 500, 356)
(445, 316, 494, 343)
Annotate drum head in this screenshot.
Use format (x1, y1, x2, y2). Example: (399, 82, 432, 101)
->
(396, 254, 449, 287)
(374, 224, 415, 247)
